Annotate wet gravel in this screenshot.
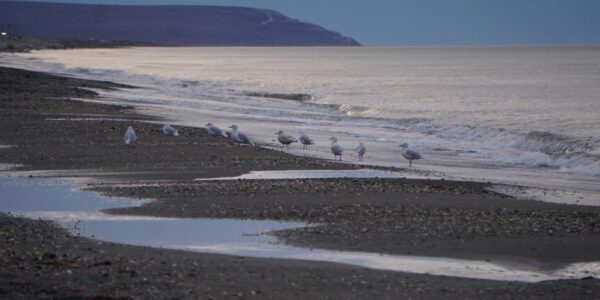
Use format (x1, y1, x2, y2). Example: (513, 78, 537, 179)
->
(2, 66, 600, 299)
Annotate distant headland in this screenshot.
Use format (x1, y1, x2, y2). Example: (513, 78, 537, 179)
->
(0, 1, 361, 47)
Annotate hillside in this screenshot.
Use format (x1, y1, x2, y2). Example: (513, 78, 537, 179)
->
(0, 1, 360, 46)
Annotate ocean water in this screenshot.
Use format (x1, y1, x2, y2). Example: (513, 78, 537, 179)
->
(2, 46, 599, 202)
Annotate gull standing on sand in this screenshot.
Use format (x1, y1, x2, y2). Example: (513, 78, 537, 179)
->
(276, 130, 297, 147)
(329, 137, 343, 161)
(162, 124, 179, 136)
(124, 126, 137, 145)
(299, 132, 314, 149)
(400, 143, 422, 167)
(229, 125, 254, 145)
(206, 123, 227, 137)
(356, 142, 366, 159)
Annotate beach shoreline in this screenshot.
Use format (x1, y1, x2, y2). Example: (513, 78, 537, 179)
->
(1, 66, 599, 298)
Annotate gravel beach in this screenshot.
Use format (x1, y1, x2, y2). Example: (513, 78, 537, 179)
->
(1, 66, 599, 298)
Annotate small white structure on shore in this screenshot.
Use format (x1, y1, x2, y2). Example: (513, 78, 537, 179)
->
(1, 32, 7, 36)
(124, 126, 137, 145)
(229, 124, 254, 145)
(206, 123, 227, 137)
(329, 137, 343, 161)
(356, 142, 366, 159)
(276, 130, 297, 147)
(162, 124, 179, 136)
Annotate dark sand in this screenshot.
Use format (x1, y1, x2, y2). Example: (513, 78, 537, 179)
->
(1, 66, 600, 298)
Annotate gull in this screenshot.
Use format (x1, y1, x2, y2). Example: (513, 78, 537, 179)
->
(299, 132, 314, 149)
(229, 125, 254, 146)
(276, 130, 297, 147)
(162, 124, 179, 137)
(400, 143, 422, 167)
(206, 123, 227, 137)
(124, 126, 137, 145)
(356, 142, 366, 159)
(329, 137, 343, 161)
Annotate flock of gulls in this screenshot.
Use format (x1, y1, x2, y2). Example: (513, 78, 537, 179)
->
(124, 123, 423, 166)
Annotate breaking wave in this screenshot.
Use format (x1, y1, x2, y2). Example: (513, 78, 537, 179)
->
(421, 124, 600, 176)
(4, 54, 599, 177)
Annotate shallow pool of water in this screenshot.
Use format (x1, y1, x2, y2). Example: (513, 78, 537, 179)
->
(1, 174, 599, 283)
(0, 177, 141, 212)
(195, 169, 439, 181)
(24, 211, 303, 248)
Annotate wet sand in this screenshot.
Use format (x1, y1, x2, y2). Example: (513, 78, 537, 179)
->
(1, 66, 600, 298)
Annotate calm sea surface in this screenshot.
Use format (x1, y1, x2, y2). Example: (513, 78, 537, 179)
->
(3, 46, 599, 202)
